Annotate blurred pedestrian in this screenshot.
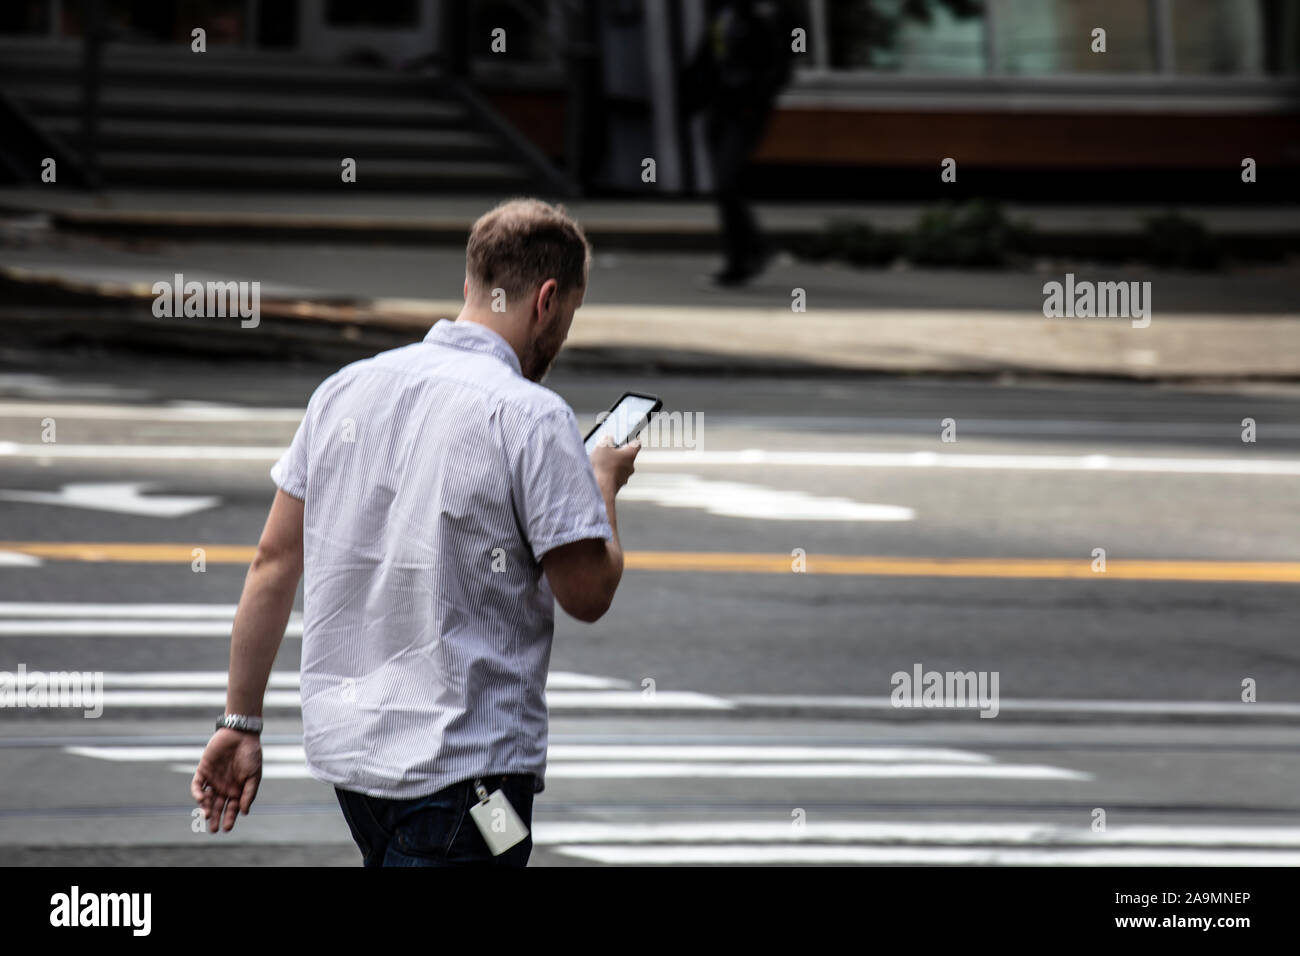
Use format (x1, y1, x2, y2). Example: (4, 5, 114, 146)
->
(681, 0, 794, 287)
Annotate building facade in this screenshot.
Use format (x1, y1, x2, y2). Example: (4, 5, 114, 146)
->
(2, 0, 1297, 198)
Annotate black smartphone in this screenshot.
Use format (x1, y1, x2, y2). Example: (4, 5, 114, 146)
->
(584, 391, 662, 455)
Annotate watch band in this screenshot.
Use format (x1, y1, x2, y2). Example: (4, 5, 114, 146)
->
(216, 713, 263, 735)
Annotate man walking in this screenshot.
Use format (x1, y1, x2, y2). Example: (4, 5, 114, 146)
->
(191, 199, 640, 866)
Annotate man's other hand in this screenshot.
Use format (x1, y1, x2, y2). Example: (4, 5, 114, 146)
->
(191, 729, 262, 833)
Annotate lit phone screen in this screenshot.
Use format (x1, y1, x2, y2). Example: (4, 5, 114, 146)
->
(584, 396, 658, 455)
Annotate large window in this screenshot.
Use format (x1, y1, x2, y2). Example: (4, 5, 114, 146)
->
(1172, 0, 1265, 73)
(826, 0, 986, 74)
(995, 0, 1155, 74)
(802, 0, 1299, 76)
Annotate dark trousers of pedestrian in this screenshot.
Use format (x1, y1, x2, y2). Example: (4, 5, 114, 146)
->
(706, 106, 772, 277)
(336, 773, 535, 867)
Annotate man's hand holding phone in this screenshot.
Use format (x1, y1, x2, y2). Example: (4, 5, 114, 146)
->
(591, 435, 640, 498)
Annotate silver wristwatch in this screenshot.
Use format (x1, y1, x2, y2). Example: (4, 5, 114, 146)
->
(215, 713, 263, 735)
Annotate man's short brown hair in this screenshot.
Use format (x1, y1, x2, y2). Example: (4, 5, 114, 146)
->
(466, 198, 591, 302)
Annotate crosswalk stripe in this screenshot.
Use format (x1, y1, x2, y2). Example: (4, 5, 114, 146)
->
(550, 845, 1300, 865)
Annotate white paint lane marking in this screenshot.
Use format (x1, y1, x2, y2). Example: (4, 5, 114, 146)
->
(0, 603, 255, 618)
(95, 672, 300, 688)
(731, 694, 1300, 718)
(0, 401, 303, 422)
(82, 670, 625, 691)
(67, 745, 304, 762)
(545, 691, 736, 710)
(0, 552, 42, 567)
(0, 621, 303, 637)
(51, 689, 732, 711)
(2, 443, 1298, 475)
(552, 845, 1300, 866)
(638, 449, 1300, 476)
(696, 416, 1300, 440)
(0, 442, 283, 460)
(36, 685, 1298, 718)
(532, 822, 1300, 847)
(167, 762, 1084, 781)
(2, 400, 1291, 438)
(246, 764, 316, 779)
(71, 745, 986, 765)
(546, 746, 990, 763)
(549, 672, 633, 690)
(0, 482, 219, 517)
(617, 474, 914, 521)
(543, 762, 1088, 780)
(94, 690, 302, 708)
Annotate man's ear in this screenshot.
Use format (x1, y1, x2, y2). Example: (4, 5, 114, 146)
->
(463, 277, 469, 300)
(535, 279, 560, 326)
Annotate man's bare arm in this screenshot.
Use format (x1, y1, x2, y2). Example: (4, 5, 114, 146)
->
(191, 488, 303, 833)
(543, 440, 638, 623)
(226, 488, 305, 716)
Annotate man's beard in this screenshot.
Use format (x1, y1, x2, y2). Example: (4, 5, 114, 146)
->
(521, 323, 565, 383)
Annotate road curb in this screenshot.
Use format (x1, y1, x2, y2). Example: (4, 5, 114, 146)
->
(4, 266, 1298, 383)
(6, 202, 1300, 259)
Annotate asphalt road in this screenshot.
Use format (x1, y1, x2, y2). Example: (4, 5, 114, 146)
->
(1, 349, 1298, 866)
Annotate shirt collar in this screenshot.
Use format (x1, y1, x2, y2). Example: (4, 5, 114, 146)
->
(424, 320, 522, 376)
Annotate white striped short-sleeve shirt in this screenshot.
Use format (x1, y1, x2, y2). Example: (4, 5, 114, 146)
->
(271, 320, 612, 799)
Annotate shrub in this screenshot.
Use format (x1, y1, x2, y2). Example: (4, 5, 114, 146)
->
(905, 199, 1027, 267)
(1140, 211, 1222, 269)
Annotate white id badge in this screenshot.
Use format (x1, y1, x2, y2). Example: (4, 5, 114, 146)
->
(468, 782, 529, 856)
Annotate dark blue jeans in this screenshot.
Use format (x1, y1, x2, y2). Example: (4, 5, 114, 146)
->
(336, 774, 535, 867)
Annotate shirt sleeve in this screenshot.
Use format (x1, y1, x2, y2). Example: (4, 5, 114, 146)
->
(512, 405, 613, 562)
(270, 405, 312, 500)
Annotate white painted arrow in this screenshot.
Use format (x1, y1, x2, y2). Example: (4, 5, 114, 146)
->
(618, 473, 914, 521)
(0, 482, 219, 517)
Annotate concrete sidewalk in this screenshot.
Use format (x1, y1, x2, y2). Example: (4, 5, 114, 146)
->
(3, 233, 1297, 379)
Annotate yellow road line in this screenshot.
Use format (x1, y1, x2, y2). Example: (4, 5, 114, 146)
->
(1, 543, 1298, 582)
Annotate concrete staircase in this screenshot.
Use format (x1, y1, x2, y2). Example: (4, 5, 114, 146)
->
(0, 38, 553, 192)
